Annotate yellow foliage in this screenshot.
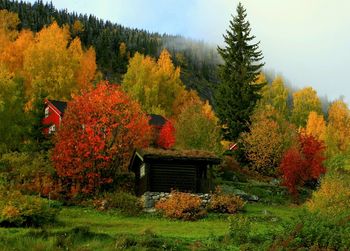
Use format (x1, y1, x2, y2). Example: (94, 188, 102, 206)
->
(291, 87, 322, 127)
(307, 171, 350, 216)
(325, 100, 350, 156)
(122, 49, 184, 116)
(304, 111, 326, 141)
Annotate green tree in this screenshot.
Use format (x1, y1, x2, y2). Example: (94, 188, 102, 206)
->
(0, 65, 28, 153)
(215, 2, 265, 141)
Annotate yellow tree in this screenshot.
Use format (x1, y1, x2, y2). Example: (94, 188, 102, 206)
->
(23, 22, 96, 100)
(291, 87, 322, 127)
(0, 30, 34, 74)
(325, 100, 350, 156)
(242, 106, 297, 176)
(259, 76, 290, 118)
(303, 111, 326, 141)
(174, 92, 222, 153)
(122, 49, 184, 116)
(0, 10, 20, 55)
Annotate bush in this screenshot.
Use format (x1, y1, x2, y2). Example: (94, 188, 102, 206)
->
(0, 152, 61, 198)
(93, 192, 142, 216)
(209, 188, 245, 214)
(0, 189, 61, 227)
(155, 191, 206, 221)
(228, 215, 251, 244)
(306, 170, 350, 217)
(274, 210, 350, 250)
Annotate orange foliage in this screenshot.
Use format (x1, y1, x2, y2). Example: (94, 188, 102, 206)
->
(155, 191, 206, 221)
(303, 111, 326, 141)
(209, 188, 245, 214)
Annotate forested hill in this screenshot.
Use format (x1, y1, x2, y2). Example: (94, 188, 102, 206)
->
(0, 0, 220, 101)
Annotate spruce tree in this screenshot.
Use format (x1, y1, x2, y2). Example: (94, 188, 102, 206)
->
(215, 2, 265, 141)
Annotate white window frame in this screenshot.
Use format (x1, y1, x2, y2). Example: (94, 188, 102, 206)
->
(44, 107, 49, 118)
(48, 124, 56, 134)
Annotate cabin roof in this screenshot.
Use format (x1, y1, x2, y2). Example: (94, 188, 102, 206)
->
(129, 148, 221, 171)
(148, 114, 166, 126)
(49, 100, 67, 114)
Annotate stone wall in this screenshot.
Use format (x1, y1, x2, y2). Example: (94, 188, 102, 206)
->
(141, 191, 211, 209)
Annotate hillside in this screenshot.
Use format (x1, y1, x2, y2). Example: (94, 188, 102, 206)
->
(0, 0, 220, 102)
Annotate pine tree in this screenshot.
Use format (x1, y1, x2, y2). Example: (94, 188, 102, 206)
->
(215, 2, 265, 141)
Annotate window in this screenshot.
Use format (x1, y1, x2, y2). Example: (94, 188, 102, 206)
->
(48, 124, 56, 134)
(44, 107, 49, 118)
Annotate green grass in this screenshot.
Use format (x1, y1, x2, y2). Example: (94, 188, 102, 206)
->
(0, 203, 301, 250)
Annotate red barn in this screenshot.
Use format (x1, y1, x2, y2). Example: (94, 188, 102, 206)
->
(42, 99, 67, 135)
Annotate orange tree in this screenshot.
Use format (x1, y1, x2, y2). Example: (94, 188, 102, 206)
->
(52, 82, 151, 197)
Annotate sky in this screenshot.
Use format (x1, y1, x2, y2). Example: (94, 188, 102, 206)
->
(26, 0, 350, 103)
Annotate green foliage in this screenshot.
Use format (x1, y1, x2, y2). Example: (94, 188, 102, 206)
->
(306, 170, 350, 217)
(122, 50, 184, 116)
(215, 2, 265, 140)
(291, 87, 322, 127)
(228, 215, 251, 244)
(258, 76, 290, 118)
(175, 101, 222, 152)
(0, 189, 61, 227)
(0, 152, 55, 193)
(275, 210, 350, 250)
(325, 151, 350, 171)
(102, 192, 143, 216)
(0, 67, 28, 153)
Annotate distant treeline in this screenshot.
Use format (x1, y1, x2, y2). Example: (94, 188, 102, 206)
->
(0, 0, 220, 101)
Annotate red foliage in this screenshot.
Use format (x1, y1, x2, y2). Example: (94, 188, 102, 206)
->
(156, 120, 175, 149)
(279, 134, 326, 198)
(52, 82, 151, 197)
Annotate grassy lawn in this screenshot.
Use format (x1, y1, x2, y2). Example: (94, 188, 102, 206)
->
(0, 203, 301, 250)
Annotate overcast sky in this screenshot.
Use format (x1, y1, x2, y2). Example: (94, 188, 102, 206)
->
(26, 0, 350, 103)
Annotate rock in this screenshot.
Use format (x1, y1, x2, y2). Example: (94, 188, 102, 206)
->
(249, 195, 259, 202)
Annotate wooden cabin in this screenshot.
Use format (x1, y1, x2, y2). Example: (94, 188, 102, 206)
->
(129, 148, 221, 195)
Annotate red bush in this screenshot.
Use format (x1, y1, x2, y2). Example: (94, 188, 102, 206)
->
(279, 134, 326, 198)
(157, 120, 175, 149)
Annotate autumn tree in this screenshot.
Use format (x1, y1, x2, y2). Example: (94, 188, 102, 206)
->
(258, 76, 290, 119)
(279, 134, 326, 198)
(52, 82, 151, 196)
(174, 92, 221, 152)
(122, 49, 184, 116)
(291, 87, 322, 127)
(241, 106, 296, 176)
(215, 2, 264, 140)
(23, 22, 96, 100)
(325, 100, 350, 157)
(0, 10, 19, 52)
(303, 111, 326, 142)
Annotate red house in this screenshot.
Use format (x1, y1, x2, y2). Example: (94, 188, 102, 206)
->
(42, 100, 167, 137)
(42, 99, 67, 135)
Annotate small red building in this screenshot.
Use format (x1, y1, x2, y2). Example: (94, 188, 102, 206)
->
(42, 99, 67, 135)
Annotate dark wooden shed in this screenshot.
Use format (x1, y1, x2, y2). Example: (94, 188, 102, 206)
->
(129, 148, 221, 195)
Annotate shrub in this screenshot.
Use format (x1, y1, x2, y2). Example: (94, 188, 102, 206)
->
(209, 188, 245, 214)
(0, 189, 61, 227)
(228, 215, 251, 244)
(0, 152, 61, 198)
(155, 191, 206, 221)
(306, 170, 350, 217)
(93, 192, 142, 216)
(274, 210, 350, 250)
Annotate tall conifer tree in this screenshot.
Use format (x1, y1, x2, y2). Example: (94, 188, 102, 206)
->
(215, 2, 265, 140)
